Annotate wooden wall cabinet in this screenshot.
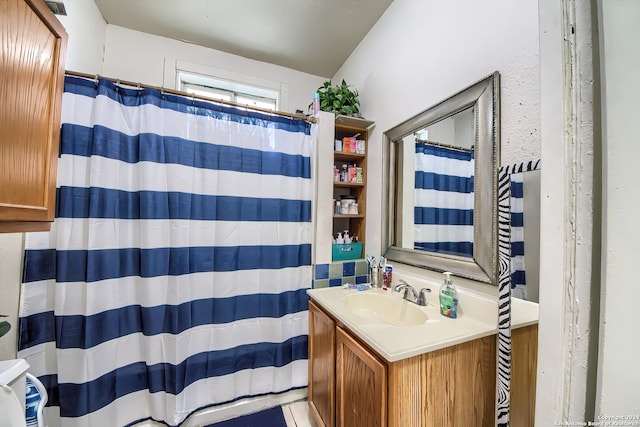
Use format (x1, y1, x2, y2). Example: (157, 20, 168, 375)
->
(0, 0, 67, 233)
(309, 299, 497, 427)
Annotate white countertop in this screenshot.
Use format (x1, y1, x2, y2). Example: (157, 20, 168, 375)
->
(307, 287, 499, 363)
(510, 297, 539, 329)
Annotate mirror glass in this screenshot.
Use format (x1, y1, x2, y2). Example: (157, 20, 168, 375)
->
(383, 72, 500, 284)
(398, 106, 475, 258)
(509, 167, 541, 302)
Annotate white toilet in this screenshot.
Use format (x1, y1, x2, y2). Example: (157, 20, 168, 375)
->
(0, 359, 30, 427)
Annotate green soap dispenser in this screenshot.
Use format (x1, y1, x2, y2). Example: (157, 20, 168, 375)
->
(439, 272, 459, 318)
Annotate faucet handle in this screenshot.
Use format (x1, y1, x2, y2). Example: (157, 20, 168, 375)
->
(417, 288, 432, 306)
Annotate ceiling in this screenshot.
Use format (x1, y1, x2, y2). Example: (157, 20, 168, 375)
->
(92, 0, 394, 78)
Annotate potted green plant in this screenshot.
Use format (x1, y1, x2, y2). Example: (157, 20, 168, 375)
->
(311, 79, 361, 117)
(0, 315, 10, 338)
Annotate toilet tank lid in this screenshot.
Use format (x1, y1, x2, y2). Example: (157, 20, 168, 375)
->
(0, 359, 30, 385)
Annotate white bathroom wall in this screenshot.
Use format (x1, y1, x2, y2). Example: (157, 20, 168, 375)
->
(596, 0, 640, 416)
(54, 0, 106, 74)
(101, 25, 327, 115)
(0, 233, 24, 360)
(330, 0, 540, 291)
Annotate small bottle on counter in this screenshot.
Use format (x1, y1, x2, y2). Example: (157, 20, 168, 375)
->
(383, 264, 393, 287)
(439, 272, 459, 319)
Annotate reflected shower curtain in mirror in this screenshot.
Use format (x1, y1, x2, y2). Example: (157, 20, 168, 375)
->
(17, 76, 312, 426)
(510, 172, 527, 298)
(414, 142, 474, 256)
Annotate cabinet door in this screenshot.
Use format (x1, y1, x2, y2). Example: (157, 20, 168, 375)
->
(309, 300, 336, 427)
(0, 0, 67, 232)
(511, 324, 538, 427)
(336, 325, 386, 427)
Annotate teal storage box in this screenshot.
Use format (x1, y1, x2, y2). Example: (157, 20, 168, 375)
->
(332, 242, 363, 261)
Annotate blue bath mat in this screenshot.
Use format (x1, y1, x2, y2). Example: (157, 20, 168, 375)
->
(208, 406, 287, 427)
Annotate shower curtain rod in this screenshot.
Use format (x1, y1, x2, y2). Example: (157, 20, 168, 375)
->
(414, 138, 474, 152)
(65, 70, 317, 124)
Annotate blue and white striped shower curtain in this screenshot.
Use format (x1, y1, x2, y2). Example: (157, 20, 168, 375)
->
(414, 142, 474, 257)
(17, 76, 313, 426)
(510, 173, 527, 298)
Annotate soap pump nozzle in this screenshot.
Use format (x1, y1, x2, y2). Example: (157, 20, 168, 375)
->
(443, 271, 452, 286)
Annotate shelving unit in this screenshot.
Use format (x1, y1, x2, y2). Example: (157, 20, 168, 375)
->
(313, 112, 374, 265)
(331, 115, 374, 260)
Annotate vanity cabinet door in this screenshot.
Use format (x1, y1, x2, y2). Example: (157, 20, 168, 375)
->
(309, 300, 336, 427)
(0, 0, 67, 232)
(335, 325, 387, 427)
(511, 324, 538, 427)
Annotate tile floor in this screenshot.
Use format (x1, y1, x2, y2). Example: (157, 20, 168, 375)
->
(281, 400, 316, 427)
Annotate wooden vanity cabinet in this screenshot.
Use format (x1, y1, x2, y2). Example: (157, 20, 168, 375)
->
(336, 325, 387, 427)
(0, 0, 67, 232)
(387, 336, 496, 427)
(510, 324, 538, 427)
(309, 300, 336, 427)
(309, 299, 497, 427)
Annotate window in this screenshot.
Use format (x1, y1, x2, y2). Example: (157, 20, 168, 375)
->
(178, 72, 278, 111)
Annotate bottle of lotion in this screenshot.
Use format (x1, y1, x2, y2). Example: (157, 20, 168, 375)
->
(439, 272, 459, 318)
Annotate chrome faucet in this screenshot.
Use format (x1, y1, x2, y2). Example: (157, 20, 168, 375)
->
(394, 280, 418, 303)
(393, 280, 431, 306)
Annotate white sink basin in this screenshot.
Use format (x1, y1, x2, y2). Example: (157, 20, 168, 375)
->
(343, 292, 428, 326)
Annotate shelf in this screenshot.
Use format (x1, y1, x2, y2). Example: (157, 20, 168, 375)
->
(335, 115, 375, 129)
(333, 214, 365, 219)
(334, 181, 364, 188)
(334, 151, 366, 161)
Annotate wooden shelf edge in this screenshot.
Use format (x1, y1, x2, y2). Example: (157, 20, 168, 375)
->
(335, 115, 375, 129)
(333, 182, 365, 188)
(334, 151, 366, 159)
